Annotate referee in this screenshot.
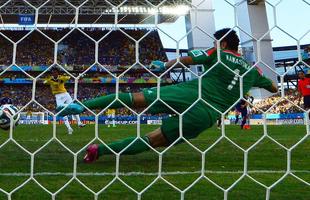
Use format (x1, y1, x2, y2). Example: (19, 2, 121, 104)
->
(297, 70, 310, 110)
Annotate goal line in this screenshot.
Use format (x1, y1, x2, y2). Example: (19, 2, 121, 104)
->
(0, 170, 309, 177)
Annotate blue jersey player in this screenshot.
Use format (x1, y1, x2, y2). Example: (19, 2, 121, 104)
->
(235, 94, 253, 129)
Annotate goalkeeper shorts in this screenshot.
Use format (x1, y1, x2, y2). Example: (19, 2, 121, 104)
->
(143, 86, 218, 144)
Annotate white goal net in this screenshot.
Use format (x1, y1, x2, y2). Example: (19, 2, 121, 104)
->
(0, 0, 309, 200)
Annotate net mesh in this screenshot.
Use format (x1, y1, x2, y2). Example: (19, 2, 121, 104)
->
(0, 0, 309, 199)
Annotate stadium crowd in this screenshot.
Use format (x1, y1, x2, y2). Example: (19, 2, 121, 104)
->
(251, 89, 302, 114)
(0, 29, 167, 67)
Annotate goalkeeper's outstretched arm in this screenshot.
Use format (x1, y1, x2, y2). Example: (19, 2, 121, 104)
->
(165, 56, 195, 69)
(149, 48, 217, 71)
(149, 56, 195, 71)
(269, 82, 278, 93)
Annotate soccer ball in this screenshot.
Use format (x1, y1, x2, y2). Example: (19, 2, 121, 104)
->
(0, 104, 20, 130)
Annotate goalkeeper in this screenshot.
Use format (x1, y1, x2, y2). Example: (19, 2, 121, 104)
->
(57, 28, 278, 163)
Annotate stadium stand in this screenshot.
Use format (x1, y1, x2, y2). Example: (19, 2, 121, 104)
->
(0, 29, 167, 66)
(252, 89, 302, 114)
(0, 28, 169, 114)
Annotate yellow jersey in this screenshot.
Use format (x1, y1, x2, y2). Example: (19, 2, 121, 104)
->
(106, 109, 116, 115)
(44, 75, 70, 95)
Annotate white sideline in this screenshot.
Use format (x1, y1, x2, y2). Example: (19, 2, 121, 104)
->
(0, 170, 310, 177)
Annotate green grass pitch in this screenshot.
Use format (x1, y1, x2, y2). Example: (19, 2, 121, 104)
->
(0, 124, 309, 200)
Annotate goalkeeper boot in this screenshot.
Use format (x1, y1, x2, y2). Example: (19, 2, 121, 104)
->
(84, 144, 99, 163)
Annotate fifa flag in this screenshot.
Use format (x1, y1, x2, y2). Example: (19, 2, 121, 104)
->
(18, 15, 35, 25)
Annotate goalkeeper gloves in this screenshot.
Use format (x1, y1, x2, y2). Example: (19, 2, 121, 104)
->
(56, 103, 85, 116)
(149, 60, 166, 72)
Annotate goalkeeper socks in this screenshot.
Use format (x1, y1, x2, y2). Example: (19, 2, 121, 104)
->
(83, 93, 133, 110)
(97, 136, 150, 156)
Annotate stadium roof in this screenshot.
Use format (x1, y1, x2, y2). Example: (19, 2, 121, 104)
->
(0, 0, 191, 24)
(273, 44, 310, 63)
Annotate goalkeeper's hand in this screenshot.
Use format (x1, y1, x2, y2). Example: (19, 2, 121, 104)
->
(56, 103, 85, 116)
(149, 60, 166, 72)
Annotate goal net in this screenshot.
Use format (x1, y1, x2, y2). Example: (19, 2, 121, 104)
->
(0, 0, 309, 199)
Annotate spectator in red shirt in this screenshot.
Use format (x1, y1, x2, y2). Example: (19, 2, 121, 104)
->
(298, 70, 310, 110)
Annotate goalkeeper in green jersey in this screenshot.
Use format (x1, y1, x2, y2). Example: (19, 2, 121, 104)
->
(57, 28, 278, 163)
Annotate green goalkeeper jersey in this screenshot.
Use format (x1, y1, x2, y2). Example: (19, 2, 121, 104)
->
(187, 48, 273, 112)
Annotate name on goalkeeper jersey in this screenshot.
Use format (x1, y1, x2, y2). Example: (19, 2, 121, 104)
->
(226, 55, 250, 69)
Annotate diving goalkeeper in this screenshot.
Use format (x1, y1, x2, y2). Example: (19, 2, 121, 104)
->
(57, 28, 278, 163)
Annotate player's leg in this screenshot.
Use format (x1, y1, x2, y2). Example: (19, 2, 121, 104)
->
(84, 93, 147, 109)
(63, 116, 73, 134)
(84, 90, 171, 158)
(112, 113, 116, 127)
(83, 91, 191, 163)
(107, 113, 116, 127)
(74, 115, 85, 127)
(246, 107, 251, 129)
(64, 92, 85, 127)
(304, 96, 310, 118)
(240, 109, 248, 129)
(84, 96, 215, 163)
(56, 93, 73, 133)
(57, 92, 147, 116)
(235, 110, 240, 124)
(58, 83, 198, 116)
(84, 128, 168, 163)
(217, 117, 221, 129)
(107, 114, 111, 127)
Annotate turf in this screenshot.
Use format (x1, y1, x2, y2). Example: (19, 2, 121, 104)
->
(0, 124, 309, 200)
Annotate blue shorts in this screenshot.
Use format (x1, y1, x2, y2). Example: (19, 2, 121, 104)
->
(304, 95, 310, 109)
(236, 107, 247, 117)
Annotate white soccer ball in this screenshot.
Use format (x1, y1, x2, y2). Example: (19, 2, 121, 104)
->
(0, 104, 20, 130)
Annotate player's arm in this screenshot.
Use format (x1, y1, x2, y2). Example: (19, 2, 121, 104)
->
(43, 77, 51, 85)
(269, 82, 278, 93)
(150, 48, 217, 71)
(253, 71, 278, 93)
(164, 56, 195, 69)
(58, 75, 70, 82)
(149, 56, 194, 71)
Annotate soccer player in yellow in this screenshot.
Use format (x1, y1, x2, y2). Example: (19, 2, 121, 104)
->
(106, 108, 116, 127)
(44, 68, 85, 134)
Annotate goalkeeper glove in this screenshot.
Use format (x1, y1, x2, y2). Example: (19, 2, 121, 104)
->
(149, 60, 166, 72)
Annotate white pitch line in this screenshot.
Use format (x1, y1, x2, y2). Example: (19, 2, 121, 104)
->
(0, 170, 310, 177)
